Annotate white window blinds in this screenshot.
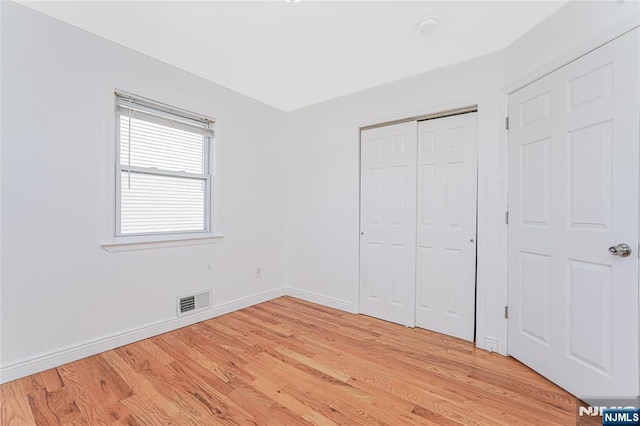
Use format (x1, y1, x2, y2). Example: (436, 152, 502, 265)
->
(115, 93, 214, 236)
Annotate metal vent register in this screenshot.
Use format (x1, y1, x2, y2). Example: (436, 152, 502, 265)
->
(177, 291, 210, 316)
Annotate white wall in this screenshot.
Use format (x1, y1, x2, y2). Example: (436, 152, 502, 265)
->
(1, 2, 287, 381)
(284, 52, 509, 352)
(504, 0, 640, 90)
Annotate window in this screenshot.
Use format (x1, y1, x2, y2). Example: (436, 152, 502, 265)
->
(115, 92, 215, 238)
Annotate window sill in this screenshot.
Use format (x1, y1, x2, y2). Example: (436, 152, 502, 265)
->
(101, 233, 223, 252)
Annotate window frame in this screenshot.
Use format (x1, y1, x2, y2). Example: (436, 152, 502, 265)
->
(106, 91, 221, 249)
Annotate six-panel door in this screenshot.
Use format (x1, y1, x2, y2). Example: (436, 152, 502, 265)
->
(415, 113, 478, 341)
(360, 121, 417, 326)
(507, 29, 639, 401)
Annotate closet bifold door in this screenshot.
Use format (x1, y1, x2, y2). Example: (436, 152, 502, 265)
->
(359, 121, 417, 327)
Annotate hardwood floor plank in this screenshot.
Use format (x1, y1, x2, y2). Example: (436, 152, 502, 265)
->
(227, 382, 308, 425)
(118, 395, 181, 426)
(165, 361, 256, 425)
(102, 400, 139, 426)
(101, 349, 205, 425)
(250, 378, 340, 426)
(1, 296, 587, 425)
(113, 345, 223, 425)
(272, 345, 351, 383)
(110, 414, 141, 426)
(151, 336, 236, 401)
(137, 339, 175, 365)
(24, 390, 61, 426)
(57, 359, 115, 425)
(39, 386, 87, 425)
(248, 351, 436, 426)
(245, 352, 370, 424)
(1, 380, 37, 426)
(37, 370, 63, 393)
(19, 375, 46, 395)
(177, 328, 256, 385)
(157, 332, 234, 385)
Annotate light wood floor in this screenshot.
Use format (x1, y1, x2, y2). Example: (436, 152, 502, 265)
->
(1, 296, 588, 425)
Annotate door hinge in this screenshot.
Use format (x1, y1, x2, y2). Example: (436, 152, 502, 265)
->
(505, 211, 509, 225)
(505, 117, 510, 130)
(504, 306, 509, 319)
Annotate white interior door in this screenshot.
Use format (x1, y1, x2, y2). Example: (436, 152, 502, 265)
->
(415, 113, 478, 341)
(360, 121, 417, 327)
(507, 29, 639, 401)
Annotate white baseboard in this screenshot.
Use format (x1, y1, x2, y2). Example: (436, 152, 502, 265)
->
(286, 288, 356, 314)
(0, 287, 287, 384)
(0, 287, 358, 384)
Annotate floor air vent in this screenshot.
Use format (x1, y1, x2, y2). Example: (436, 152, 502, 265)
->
(177, 291, 210, 316)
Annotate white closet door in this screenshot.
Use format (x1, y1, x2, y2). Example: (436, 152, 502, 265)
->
(415, 113, 478, 341)
(507, 29, 639, 401)
(360, 121, 417, 327)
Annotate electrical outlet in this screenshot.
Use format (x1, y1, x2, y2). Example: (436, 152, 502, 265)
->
(256, 267, 262, 278)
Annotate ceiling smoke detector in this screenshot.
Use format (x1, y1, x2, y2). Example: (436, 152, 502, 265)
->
(418, 16, 439, 34)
